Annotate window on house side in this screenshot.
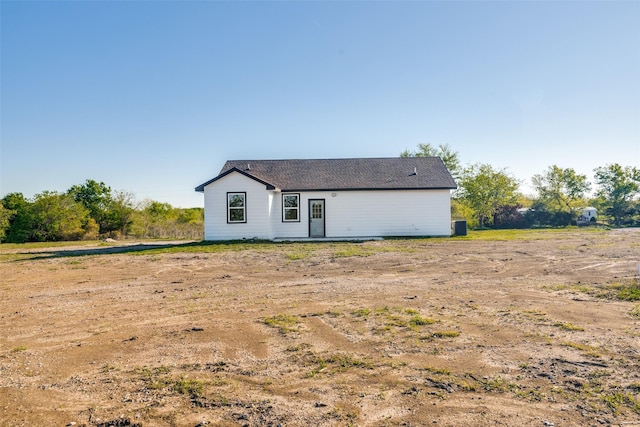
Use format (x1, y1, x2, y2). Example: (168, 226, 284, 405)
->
(283, 194, 300, 222)
(227, 192, 246, 223)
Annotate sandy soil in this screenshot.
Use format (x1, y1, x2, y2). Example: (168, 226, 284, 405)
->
(1, 229, 639, 427)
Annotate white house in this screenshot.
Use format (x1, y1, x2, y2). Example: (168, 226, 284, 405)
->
(577, 206, 597, 225)
(195, 157, 457, 241)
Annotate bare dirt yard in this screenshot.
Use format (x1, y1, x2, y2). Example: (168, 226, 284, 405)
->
(1, 228, 640, 427)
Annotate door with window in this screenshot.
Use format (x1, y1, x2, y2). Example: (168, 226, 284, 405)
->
(309, 199, 325, 237)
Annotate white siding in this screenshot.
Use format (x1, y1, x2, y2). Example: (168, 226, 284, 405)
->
(319, 190, 451, 237)
(272, 190, 452, 238)
(203, 173, 275, 240)
(203, 174, 452, 240)
(272, 193, 308, 238)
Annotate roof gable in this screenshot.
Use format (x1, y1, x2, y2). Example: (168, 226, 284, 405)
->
(194, 167, 276, 192)
(196, 157, 457, 192)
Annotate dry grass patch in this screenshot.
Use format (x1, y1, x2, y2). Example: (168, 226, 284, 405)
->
(547, 279, 640, 302)
(561, 341, 603, 358)
(263, 313, 301, 334)
(554, 322, 586, 331)
(602, 392, 640, 415)
(305, 352, 374, 378)
(421, 330, 461, 340)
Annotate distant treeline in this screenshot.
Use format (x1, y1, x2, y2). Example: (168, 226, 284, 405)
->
(0, 180, 203, 243)
(402, 144, 640, 229)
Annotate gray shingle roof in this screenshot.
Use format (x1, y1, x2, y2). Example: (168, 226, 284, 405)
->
(195, 157, 457, 192)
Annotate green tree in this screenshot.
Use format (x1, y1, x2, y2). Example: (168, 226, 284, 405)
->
(401, 143, 461, 180)
(175, 207, 204, 239)
(145, 201, 175, 222)
(177, 207, 204, 225)
(0, 204, 14, 242)
(68, 179, 113, 234)
(1, 193, 32, 243)
(29, 191, 90, 241)
(458, 164, 520, 228)
(531, 165, 590, 226)
(492, 204, 533, 229)
(105, 190, 136, 238)
(593, 164, 640, 227)
(130, 200, 177, 239)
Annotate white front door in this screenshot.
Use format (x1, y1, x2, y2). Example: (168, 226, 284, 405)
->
(309, 199, 325, 237)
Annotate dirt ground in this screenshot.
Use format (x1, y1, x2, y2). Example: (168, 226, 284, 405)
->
(1, 229, 639, 427)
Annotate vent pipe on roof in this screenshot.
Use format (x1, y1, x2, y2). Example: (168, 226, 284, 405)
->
(247, 163, 251, 171)
(412, 167, 417, 176)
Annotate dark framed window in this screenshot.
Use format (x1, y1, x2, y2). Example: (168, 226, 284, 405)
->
(227, 192, 246, 223)
(282, 193, 300, 222)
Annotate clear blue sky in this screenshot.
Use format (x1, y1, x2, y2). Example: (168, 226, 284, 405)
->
(1, 1, 639, 208)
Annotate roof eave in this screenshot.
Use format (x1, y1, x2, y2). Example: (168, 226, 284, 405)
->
(281, 186, 457, 192)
